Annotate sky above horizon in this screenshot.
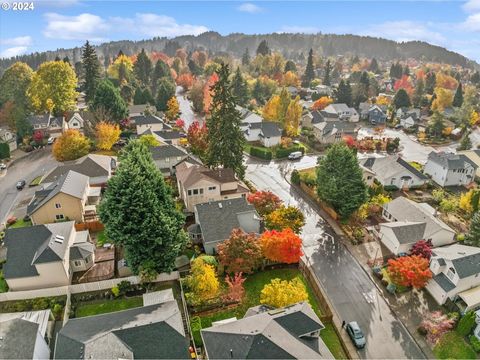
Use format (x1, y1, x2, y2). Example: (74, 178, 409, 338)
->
(1, 0, 480, 62)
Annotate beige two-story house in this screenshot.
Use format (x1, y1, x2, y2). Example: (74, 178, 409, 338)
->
(3, 221, 94, 291)
(176, 162, 249, 212)
(27, 170, 101, 224)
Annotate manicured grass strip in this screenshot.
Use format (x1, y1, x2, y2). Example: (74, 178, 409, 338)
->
(321, 323, 348, 360)
(0, 271, 8, 293)
(29, 175, 43, 186)
(96, 230, 109, 247)
(75, 296, 143, 318)
(433, 331, 477, 360)
(9, 219, 32, 228)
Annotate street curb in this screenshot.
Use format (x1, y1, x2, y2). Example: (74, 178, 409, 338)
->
(285, 171, 430, 359)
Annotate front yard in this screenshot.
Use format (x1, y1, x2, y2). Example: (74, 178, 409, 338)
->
(433, 331, 477, 359)
(190, 268, 346, 359)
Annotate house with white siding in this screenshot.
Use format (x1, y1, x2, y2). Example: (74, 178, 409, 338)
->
(424, 151, 477, 187)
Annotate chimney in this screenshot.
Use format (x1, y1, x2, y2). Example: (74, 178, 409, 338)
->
(230, 349, 233, 358)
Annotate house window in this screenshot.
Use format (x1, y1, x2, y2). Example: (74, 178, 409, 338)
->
(165, 158, 170, 163)
(367, 176, 373, 180)
(193, 189, 199, 195)
(55, 214, 65, 220)
(447, 267, 456, 281)
(187, 189, 192, 196)
(208, 186, 216, 191)
(199, 188, 204, 195)
(86, 255, 92, 263)
(177, 156, 182, 161)
(72, 121, 79, 127)
(74, 260, 82, 267)
(55, 203, 62, 209)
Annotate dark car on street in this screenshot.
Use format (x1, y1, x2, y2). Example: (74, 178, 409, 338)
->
(16, 180, 26, 190)
(346, 321, 366, 349)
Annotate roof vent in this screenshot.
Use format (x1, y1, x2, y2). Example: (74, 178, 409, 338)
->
(218, 202, 223, 209)
(54, 235, 65, 244)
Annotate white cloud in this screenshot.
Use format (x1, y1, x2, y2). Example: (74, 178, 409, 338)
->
(237, 3, 262, 14)
(1, 46, 28, 58)
(43, 13, 109, 41)
(463, 0, 480, 13)
(462, 13, 480, 31)
(278, 26, 320, 34)
(110, 14, 208, 38)
(0, 36, 32, 46)
(362, 21, 445, 45)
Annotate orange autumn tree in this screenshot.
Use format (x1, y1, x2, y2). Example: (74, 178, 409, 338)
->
(217, 229, 263, 274)
(53, 129, 90, 161)
(436, 73, 458, 90)
(260, 228, 303, 264)
(394, 75, 414, 96)
(203, 73, 219, 114)
(176, 73, 194, 90)
(312, 96, 333, 111)
(247, 190, 282, 216)
(95, 121, 121, 150)
(387, 255, 432, 289)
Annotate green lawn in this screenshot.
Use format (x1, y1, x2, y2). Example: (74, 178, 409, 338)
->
(433, 331, 477, 359)
(8, 218, 32, 228)
(29, 175, 43, 187)
(96, 230, 108, 247)
(192, 268, 347, 359)
(0, 271, 8, 293)
(74, 296, 143, 318)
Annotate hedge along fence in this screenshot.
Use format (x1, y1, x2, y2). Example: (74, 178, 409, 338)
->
(0, 142, 10, 160)
(274, 145, 305, 159)
(299, 182, 339, 221)
(75, 221, 104, 232)
(249, 146, 273, 160)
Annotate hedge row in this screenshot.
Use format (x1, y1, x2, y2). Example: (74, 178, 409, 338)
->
(249, 146, 273, 160)
(275, 145, 305, 159)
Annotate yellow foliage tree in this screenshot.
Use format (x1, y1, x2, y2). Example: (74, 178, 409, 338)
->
(431, 87, 453, 112)
(459, 190, 474, 214)
(285, 96, 302, 137)
(139, 134, 161, 147)
(442, 127, 452, 136)
(470, 110, 480, 127)
(166, 97, 180, 122)
(107, 55, 134, 84)
(28, 61, 78, 114)
(96, 122, 121, 150)
(435, 73, 458, 90)
(52, 129, 90, 161)
(260, 278, 308, 308)
(187, 257, 219, 300)
(376, 95, 391, 106)
(283, 71, 299, 87)
(263, 95, 280, 121)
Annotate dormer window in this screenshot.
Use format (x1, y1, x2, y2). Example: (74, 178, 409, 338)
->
(447, 267, 456, 281)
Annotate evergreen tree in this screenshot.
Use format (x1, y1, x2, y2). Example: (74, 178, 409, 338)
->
(427, 111, 445, 139)
(205, 64, 245, 178)
(458, 132, 472, 151)
(63, 56, 70, 64)
(453, 82, 463, 107)
(133, 48, 152, 87)
(242, 48, 250, 66)
(457, 311, 476, 336)
(302, 48, 315, 87)
(471, 71, 480, 85)
(465, 211, 480, 247)
(256, 40, 270, 56)
(99, 141, 188, 275)
(323, 59, 332, 86)
(425, 72, 436, 94)
(117, 50, 125, 59)
(393, 88, 411, 109)
(155, 78, 176, 111)
(252, 80, 264, 104)
(91, 79, 128, 122)
(369, 58, 379, 73)
(413, 78, 425, 107)
(284, 60, 297, 73)
(231, 67, 249, 106)
(54, 56, 61, 62)
(403, 65, 410, 76)
(81, 41, 101, 103)
(151, 60, 171, 92)
(335, 79, 352, 106)
(316, 143, 367, 219)
(188, 59, 202, 76)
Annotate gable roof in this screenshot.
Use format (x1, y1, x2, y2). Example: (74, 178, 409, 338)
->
(42, 154, 114, 184)
(326, 103, 350, 113)
(54, 291, 189, 359)
(259, 121, 282, 138)
(201, 302, 333, 359)
(150, 145, 187, 160)
(28, 170, 89, 215)
(131, 114, 164, 125)
(195, 198, 259, 244)
(176, 162, 238, 189)
(381, 221, 426, 244)
(3, 222, 75, 279)
(154, 130, 184, 140)
(361, 155, 428, 182)
(433, 273, 456, 292)
(236, 105, 263, 124)
(313, 120, 357, 136)
(128, 104, 156, 115)
(432, 244, 480, 279)
(28, 113, 50, 127)
(427, 151, 478, 170)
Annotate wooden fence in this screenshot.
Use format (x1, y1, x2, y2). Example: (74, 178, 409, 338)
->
(299, 182, 339, 220)
(75, 221, 104, 232)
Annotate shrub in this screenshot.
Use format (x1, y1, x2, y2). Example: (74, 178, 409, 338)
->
(275, 145, 304, 159)
(469, 335, 480, 352)
(291, 169, 300, 185)
(250, 146, 272, 160)
(111, 286, 120, 297)
(0, 143, 10, 159)
(52, 303, 63, 319)
(457, 311, 476, 336)
(117, 280, 133, 296)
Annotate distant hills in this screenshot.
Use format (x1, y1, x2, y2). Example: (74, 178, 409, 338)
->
(0, 32, 475, 73)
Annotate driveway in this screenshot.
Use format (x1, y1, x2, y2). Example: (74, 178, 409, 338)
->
(0, 148, 58, 227)
(245, 156, 425, 359)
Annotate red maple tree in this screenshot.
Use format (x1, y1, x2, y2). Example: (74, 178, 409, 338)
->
(217, 229, 263, 274)
(409, 240, 433, 259)
(387, 255, 432, 289)
(176, 73, 194, 90)
(394, 75, 414, 96)
(187, 121, 208, 158)
(260, 228, 303, 264)
(247, 191, 283, 216)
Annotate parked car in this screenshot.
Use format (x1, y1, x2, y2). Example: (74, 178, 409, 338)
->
(16, 180, 26, 190)
(47, 137, 55, 145)
(288, 151, 303, 160)
(346, 321, 366, 349)
(0, 163, 6, 170)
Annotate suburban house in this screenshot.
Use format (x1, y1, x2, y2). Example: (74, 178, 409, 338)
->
(313, 120, 358, 144)
(176, 162, 249, 212)
(426, 244, 480, 311)
(42, 154, 116, 187)
(244, 121, 282, 147)
(201, 302, 334, 359)
(314, 84, 333, 96)
(54, 289, 190, 359)
(396, 107, 421, 121)
(2, 221, 94, 291)
(375, 197, 456, 256)
(128, 103, 157, 117)
(28, 113, 63, 137)
(360, 163, 375, 186)
(424, 151, 477, 187)
(237, 105, 262, 127)
(28, 170, 100, 225)
(302, 109, 338, 128)
(0, 127, 17, 152)
(0, 310, 52, 359)
(133, 115, 166, 134)
(323, 103, 359, 122)
(360, 155, 429, 189)
(189, 197, 261, 254)
(153, 130, 184, 146)
(63, 111, 94, 133)
(367, 105, 387, 125)
(150, 144, 191, 176)
(458, 149, 480, 179)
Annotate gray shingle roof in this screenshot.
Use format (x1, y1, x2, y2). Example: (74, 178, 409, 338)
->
(131, 115, 164, 125)
(54, 301, 189, 359)
(0, 319, 41, 359)
(3, 222, 74, 279)
(150, 145, 187, 160)
(433, 273, 456, 292)
(361, 155, 428, 182)
(154, 130, 184, 140)
(260, 122, 282, 138)
(427, 151, 478, 170)
(28, 113, 50, 127)
(42, 155, 114, 184)
(201, 302, 332, 360)
(382, 221, 426, 244)
(451, 253, 480, 278)
(195, 198, 259, 245)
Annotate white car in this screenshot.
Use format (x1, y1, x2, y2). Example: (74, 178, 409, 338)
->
(47, 137, 55, 145)
(0, 163, 6, 170)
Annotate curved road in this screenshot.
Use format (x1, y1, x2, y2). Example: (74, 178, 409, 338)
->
(176, 86, 202, 131)
(245, 156, 425, 359)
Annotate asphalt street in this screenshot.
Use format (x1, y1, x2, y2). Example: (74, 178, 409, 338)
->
(0, 148, 58, 227)
(245, 156, 425, 359)
(176, 86, 201, 131)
